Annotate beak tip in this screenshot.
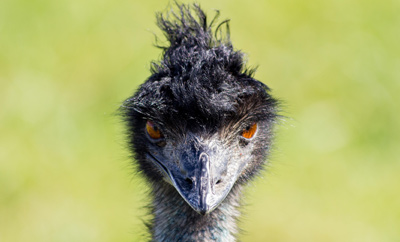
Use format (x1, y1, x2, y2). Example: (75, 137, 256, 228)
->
(193, 203, 217, 215)
(196, 207, 212, 216)
(198, 210, 207, 216)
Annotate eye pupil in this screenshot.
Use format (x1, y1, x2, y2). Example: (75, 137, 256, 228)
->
(146, 120, 164, 140)
(241, 123, 257, 139)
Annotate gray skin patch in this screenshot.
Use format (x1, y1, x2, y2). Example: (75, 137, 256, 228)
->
(145, 130, 256, 215)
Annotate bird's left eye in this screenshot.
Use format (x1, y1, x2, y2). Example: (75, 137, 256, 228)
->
(146, 120, 164, 140)
(241, 123, 258, 139)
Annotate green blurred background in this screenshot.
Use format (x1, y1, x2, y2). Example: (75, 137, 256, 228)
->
(1, 0, 399, 241)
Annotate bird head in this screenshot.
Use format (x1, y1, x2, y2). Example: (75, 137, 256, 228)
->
(121, 4, 277, 215)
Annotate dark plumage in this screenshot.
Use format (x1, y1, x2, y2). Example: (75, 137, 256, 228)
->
(121, 3, 278, 241)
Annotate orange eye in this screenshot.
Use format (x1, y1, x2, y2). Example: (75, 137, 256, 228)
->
(146, 120, 164, 140)
(241, 123, 258, 139)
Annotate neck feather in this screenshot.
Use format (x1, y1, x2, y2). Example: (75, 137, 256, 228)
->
(149, 183, 242, 242)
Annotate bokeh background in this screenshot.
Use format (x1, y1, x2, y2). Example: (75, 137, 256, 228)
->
(1, 0, 399, 241)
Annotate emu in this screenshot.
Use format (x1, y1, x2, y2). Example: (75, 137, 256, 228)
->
(121, 4, 278, 241)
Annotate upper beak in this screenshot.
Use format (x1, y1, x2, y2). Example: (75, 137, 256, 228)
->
(148, 142, 239, 215)
(181, 151, 214, 215)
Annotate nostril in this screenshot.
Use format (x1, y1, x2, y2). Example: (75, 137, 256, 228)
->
(185, 178, 193, 185)
(215, 179, 222, 185)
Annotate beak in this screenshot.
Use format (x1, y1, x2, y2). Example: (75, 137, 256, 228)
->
(177, 151, 214, 215)
(148, 141, 240, 215)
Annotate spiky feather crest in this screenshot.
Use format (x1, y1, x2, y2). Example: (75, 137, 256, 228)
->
(123, 3, 276, 133)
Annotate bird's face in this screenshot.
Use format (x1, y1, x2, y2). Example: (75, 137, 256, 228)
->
(141, 117, 269, 215)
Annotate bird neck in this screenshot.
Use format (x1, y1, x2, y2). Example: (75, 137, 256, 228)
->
(150, 183, 242, 242)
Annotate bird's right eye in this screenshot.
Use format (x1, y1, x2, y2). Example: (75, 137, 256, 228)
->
(146, 120, 164, 140)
